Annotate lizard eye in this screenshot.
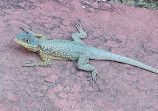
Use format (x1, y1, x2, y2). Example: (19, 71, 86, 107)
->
(23, 38, 30, 43)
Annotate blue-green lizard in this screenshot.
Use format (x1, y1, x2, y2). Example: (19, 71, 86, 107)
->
(14, 21, 158, 85)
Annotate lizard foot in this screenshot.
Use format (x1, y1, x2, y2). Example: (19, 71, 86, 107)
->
(74, 21, 87, 39)
(88, 70, 104, 81)
(88, 70, 98, 81)
(20, 26, 47, 39)
(87, 71, 104, 92)
(19, 26, 34, 34)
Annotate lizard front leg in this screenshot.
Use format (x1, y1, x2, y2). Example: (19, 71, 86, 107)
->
(20, 27, 47, 39)
(23, 52, 51, 67)
(71, 21, 88, 44)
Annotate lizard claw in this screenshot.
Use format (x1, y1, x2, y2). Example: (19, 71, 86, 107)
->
(22, 60, 38, 67)
(75, 21, 82, 32)
(22, 62, 36, 67)
(19, 26, 35, 35)
(19, 26, 30, 33)
(87, 71, 97, 82)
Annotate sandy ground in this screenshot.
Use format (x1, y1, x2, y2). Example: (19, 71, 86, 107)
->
(0, 0, 158, 111)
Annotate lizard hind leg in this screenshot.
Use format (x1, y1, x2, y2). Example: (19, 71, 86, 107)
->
(77, 55, 102, 91)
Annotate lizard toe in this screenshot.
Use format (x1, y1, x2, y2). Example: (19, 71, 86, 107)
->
(22, 62, 36, 67)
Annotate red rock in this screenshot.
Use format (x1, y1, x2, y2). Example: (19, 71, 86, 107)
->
(0, 1, 158, 111)
(45, 74, 58, 83)
(7, 92, 17, 101)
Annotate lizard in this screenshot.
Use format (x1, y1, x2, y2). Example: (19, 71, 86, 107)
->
(14, 21, 158, 90)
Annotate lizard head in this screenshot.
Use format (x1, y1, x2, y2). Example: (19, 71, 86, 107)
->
(14, 32, 39, 52)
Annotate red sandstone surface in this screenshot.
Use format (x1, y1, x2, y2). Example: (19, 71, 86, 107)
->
(0, 0, 158, 111)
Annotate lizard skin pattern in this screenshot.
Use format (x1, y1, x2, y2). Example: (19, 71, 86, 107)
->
(14, 22, 158, 84)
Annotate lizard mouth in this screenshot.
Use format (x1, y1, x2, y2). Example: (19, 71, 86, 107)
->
(14, 38, 28, 46)
(14, 38, 19, 43)
(14, 38, 27, 46)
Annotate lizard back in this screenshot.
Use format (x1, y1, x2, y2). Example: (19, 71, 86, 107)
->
(38, 39, 90, 60)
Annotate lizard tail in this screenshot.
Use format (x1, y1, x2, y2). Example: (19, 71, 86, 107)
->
(89, 48, 158, 74)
